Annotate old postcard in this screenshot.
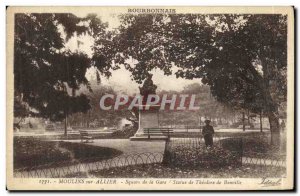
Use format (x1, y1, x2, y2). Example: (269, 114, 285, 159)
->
(6, 6, 294, 190)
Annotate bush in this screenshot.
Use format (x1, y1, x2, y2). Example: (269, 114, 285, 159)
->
(111, 126, 136, 138)
(220, 137, 285, 159)
(164, 145, 241, 168)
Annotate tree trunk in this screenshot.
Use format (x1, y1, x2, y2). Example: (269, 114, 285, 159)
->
(87, 110, 90, 128)
(260, 111, 263, 132)
(242, 112, 245, 131)
(268, 111, 280, 146)
(63, 85, 68, 137)
(233, 112, 236, 123)
(199, 116, 202, 126)
(259, 59, 281, 146)
(64, 114, 68, 136)
(247, 110, 250, 124)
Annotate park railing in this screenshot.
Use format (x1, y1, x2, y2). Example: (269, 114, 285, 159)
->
(14, 136, 286, 178)
(14, 152, 164, 178)
(241, 155, 286, 168)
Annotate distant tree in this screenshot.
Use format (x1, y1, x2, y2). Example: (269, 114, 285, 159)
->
(68, 84, 133, 128)
(182, 83, 236, 125)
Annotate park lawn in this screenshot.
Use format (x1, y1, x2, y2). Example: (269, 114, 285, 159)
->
(14, 137, 123, 169)
(66, 163, 285, 178)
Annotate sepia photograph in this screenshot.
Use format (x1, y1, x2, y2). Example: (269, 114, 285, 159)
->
(6, 6, 294, 190)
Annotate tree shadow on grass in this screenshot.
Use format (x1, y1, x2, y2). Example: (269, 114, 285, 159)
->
(13, 137, 123, 170)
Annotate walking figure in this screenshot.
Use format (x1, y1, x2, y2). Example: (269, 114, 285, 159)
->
(202, 120, 214, 147)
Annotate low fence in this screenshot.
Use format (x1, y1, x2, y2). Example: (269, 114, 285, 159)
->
(14, 136, 286, 178)
(242, 156, 286, 167)
(14, 152, 164, 178)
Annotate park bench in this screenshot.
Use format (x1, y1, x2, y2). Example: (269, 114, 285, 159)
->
(143, 128, 173, 139)
(79, 130, 94, 143)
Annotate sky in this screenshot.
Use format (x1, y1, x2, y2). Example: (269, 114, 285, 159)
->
(64, 12, 202, 95)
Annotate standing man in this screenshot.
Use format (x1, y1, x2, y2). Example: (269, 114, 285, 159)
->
(202, 120, 214, 147)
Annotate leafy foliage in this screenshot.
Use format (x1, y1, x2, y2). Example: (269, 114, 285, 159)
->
(95, 14, 287, 114)
(92, 14, 287, 143)
(14, 13, 108, 121)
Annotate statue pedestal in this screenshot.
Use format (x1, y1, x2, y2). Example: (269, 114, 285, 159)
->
(135, 109, 159, 136)
(130, 105, 166, 140)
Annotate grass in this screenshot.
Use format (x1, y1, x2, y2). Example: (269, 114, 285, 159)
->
(14, 137, 123, 169)
(65, 163, 286, 178)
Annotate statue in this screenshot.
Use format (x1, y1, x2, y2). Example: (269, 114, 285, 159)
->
(139, 74, 157, 105)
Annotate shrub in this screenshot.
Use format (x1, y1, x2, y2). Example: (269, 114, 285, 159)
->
(111, 126, 136, 138)
(164, 145, 241, 168)
(220, 137, 285, 159)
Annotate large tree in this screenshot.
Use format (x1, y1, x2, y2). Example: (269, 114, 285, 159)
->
(14, 13, 107, 135)
(92, 14, 287, 145)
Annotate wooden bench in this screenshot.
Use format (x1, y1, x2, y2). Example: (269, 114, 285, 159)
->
(143, 128, 173, 139)
(79, 130, 94, 143)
